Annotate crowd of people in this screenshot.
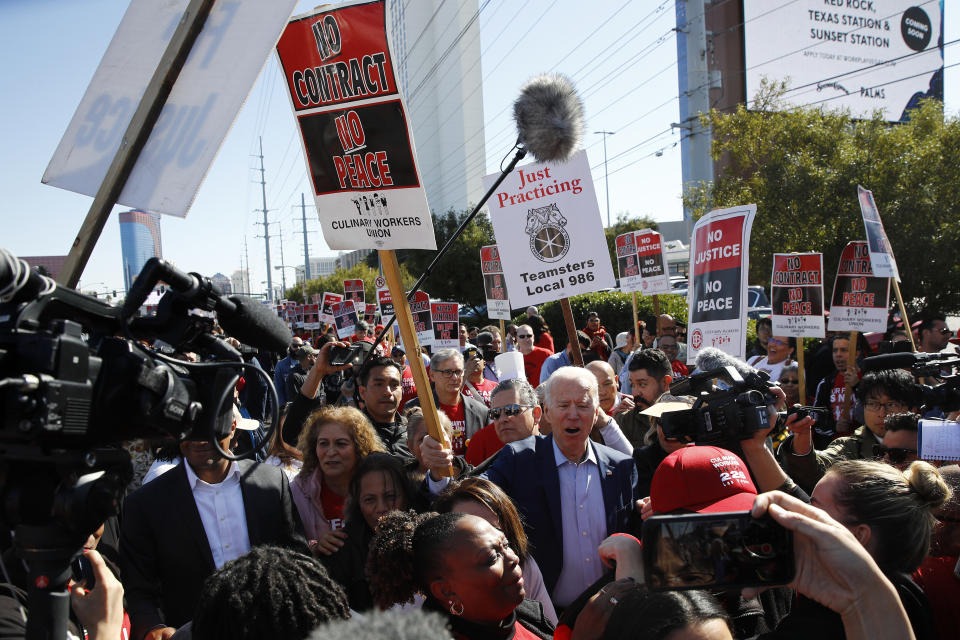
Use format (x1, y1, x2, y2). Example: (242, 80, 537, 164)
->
(4, 304, 958, 640)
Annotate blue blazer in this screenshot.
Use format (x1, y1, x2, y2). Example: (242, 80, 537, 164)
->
(482, 434, 637, 595)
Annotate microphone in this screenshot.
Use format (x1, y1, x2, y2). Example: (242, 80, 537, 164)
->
(693, 347, 772, 392)
(513, 74, 584, 163)
(123, 258, 292, 353)
(860, 351, 951, 372)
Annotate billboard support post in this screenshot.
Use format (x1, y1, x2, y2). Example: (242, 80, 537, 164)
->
(58, 0, 215, 288)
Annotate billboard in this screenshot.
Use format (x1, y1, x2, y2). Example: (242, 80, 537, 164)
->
(743, 0, 943, 122)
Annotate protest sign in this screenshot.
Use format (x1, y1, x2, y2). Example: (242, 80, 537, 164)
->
(857, 186, 899, 281)
(332, 300, 359, 339)
(431, 303, 459, 349)
(686, 205, 756, 363)
(771, 253, 825, 338)
(828, 241, 891, 333)
(275, 0, 436, 250)
(364, 303, 377, 324)
(480, 245, 511, 321)
(304, 304, 320, 330)
(343, 279, 365, 305)
(319, 292, 343, 325)
(615, 231, 642, 293)
(310, 293, 322, 305)
(377, 287, 395, 325)
(483, 150, 616, 307)
(635, 229, 671, 295)
(43, 0, 299, 217)
(410, 291, 432, 345)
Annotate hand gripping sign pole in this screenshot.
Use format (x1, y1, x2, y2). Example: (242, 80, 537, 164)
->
(379, 251, 454, 477)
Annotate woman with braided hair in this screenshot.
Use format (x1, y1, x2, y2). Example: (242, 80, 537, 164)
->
(367, 510, 554, 640)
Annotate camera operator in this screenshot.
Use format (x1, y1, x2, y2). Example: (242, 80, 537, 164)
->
(778, 368, 919, 493)
(615, 349, 673, 451)
(474, 331, 502, 383)
(281, 341, 356, 447)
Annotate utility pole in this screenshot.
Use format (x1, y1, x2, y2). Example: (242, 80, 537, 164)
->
(594, 130, 615, 227)
(301, 193, 312, 282)
(255, 136, 273, 302)
(243, 236, 250, 295)
(277, 222, 287, 294)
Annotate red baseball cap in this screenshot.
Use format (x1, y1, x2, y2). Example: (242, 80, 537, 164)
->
(650, 446, 757, 514)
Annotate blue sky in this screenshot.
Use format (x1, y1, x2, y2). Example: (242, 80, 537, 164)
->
(1, 0, 956, 297)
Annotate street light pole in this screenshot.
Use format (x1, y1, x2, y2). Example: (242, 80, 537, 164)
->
(594, 130, 615, 227)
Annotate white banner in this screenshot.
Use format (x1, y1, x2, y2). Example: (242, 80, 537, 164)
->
(483, 150, 616, 308)
(43, 0, 298, 216)
(686, 205, 757, 364)
(744, 0, 943, 122)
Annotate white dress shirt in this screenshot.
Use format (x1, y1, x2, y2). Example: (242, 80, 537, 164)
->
(184, 461, 251, 569)
(551, 440, 607, 607)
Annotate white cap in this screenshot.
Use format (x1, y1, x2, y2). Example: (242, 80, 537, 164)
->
(494, 351, 525, 382)
(615, 331, 629, 349)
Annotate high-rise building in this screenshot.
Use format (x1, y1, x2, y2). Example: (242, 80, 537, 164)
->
(210, 273, 232, 295)
(388, 0, 485, 215)
(118, 209, 162, 292)
(230, 270, 250, 295)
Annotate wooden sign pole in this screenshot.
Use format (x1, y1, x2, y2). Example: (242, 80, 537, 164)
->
(499, 319, 506, 350)
(380, 250, 454, 476)
(839, 330, 858, 434)
(59, 0, 215, 287)
(631, 292, 640, 344)
(891, 279, 917, 351)
(653, 295, 662, 335)
(796, 338, 806, 404)
(560, 298, 584, 366)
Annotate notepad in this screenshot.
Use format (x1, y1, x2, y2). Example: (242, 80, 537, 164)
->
(918, 420, 960, 462)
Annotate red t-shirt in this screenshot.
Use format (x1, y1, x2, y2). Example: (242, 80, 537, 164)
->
(439, 400, 468, 455)
(535, 332, 555, 353)
(523, 347, 551, 388)
(513, 622, 540, 640)
(320, 481, 345, 531)
(465, 422, 504, 466)
(400, 365, 417, 409)
(671, 360, 689, 377)
(463, 377, 497, 406)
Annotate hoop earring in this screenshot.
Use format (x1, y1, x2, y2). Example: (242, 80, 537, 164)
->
(449, 600, 465, 616)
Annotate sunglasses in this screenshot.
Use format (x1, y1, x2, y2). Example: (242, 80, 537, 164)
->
(517, 333, 534, 339)
(938, 327, 953, 335)
(780, 378, 799, 384)
(874, 444, 917, 464)
(487, 404, 533, 421)
(768, 338, 790, 346)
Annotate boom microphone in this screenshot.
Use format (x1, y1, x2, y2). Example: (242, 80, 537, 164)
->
(217, 295, 292, 354)
(694, 347, 772, 392)
(513, 74, 584, 163)
(861, 351, 950, 372)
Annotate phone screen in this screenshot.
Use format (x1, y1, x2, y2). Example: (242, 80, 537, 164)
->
(642, 511, 794, 590)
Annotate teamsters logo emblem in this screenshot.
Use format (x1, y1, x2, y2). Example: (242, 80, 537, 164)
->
(525, 204, 569, 263)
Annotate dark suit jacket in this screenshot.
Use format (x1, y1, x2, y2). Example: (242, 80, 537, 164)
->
(119, 460, 307, 640)
(481, 434, 637, 595)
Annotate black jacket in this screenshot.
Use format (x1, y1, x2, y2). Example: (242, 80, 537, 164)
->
(632, 440, 670, 499)
(320, 520, 375, 612)
(362, 408, 413, 460)
(119, 461, 308, 639)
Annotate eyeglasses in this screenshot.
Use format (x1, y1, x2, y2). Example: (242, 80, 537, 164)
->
(780, 378, 799, 385)
(659, 342, 678, 350)
(874, 444, 917, 464)
(434, 368, 464, 378)
(487, 404, 533, 421)
(938, 327, 953, 335)
(517, 333, 533, 339)
(864, 400, 905, 413)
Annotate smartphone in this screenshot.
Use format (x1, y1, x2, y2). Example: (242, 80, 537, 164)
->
(642, 511, 794, 591)
(328, 344, 358, 366)
(72, 554, 96, 589)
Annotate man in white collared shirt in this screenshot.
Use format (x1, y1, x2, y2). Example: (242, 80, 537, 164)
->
(120, 422, 307, 640)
